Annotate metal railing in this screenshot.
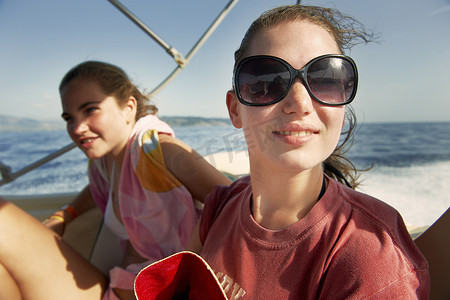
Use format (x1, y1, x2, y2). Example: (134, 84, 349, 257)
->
(108, 0, 239, 97)
(0, 0, 239, 187)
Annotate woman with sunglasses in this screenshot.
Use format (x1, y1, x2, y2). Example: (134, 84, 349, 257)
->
(187, 5, 429, 299)
(0, 61, 231, 300)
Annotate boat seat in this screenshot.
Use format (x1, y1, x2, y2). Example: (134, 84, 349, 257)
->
(203, 150, 250, 180)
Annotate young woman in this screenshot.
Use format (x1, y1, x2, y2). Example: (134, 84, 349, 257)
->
(0, 61, 231, 300)
(183, 5, 429, 299)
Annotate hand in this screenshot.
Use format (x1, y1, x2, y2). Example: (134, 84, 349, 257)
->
(42, 214, 65, 236)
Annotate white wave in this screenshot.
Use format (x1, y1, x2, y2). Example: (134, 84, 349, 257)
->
(357, 161, 450, 227)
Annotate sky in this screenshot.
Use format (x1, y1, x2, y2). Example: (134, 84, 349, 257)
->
(1, 0, 449, 124)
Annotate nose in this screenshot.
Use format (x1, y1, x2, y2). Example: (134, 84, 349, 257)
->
(282, 79, 315, 116)
(68, 118, 88, 137)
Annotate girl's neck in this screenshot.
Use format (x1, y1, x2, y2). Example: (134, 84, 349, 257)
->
(105, 145, 126, 174)
(250, 164, 324, 230)
(106, 121, 135, 167)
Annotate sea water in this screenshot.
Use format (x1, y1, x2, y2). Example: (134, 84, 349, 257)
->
(0, 122, 449, 227)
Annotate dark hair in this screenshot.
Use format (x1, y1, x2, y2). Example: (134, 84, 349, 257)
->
(235, 5, 375, 188)
(59, 61, 157, 120)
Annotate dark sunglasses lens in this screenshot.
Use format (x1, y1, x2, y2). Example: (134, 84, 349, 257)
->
(237, 58, 290, 105)
(307, 57, 356, 104)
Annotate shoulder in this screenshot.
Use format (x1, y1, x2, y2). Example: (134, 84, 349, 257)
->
(126, 115, 175, 162)
(322, 179, 429, 297)
(129, 115, 174, 151)
(329, 179, 419, 256)
(205, 176, 251, 209)
(328, 178, 406, 234)
(133, 114, 174, 137)
(158, 132, 192, 157)
(200, 176, 251, 241)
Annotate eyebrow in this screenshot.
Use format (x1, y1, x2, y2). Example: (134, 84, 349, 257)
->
(61, 101, 101, 119)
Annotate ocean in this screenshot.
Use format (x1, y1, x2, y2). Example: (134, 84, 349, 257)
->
(1, 122, 449, 228)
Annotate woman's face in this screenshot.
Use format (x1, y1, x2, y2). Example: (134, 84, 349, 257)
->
(60, 78, 135, 161)
(227, 20, 346, 173)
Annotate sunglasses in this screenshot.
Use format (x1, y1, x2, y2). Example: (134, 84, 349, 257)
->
(233, 54, 358, 106)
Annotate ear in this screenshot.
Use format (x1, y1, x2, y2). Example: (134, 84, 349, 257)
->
(124, 96, 137, 124)
(226, 90, 242, 129)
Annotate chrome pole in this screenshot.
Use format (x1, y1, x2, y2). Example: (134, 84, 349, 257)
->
(108, 0, 187, 67)
(149, 0, 239, 97)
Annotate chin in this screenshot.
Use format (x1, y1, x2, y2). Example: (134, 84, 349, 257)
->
(280, 150, 326, 170)
(83, 151, 103, 160)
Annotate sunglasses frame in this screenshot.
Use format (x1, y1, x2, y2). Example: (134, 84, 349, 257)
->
(233, 54, 358, 107)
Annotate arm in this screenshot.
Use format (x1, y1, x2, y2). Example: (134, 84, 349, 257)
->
(159, 134, 232, 203)
(65, 184, 98, 217)
(42, 185, 97, 235)
(414, 208, 450, 300)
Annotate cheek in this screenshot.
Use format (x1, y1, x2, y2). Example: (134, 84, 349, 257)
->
(327, 110, 346, 146)
(318, 104, 345, 124)
(240, 107, 283, 152)
(66, 125, 78, 144)
(317, 106, 346, 140)
(240, 105, 279, 129)
(330, 109, 345, 130)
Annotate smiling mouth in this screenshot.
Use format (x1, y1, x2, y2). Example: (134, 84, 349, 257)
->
(80, 137, 96, 144)
(273, 130, 313, 137)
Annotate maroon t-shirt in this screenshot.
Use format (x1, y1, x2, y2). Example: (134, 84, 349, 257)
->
(200, 175, 429, 299)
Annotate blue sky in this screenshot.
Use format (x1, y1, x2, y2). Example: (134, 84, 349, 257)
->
(1, 0, 449, 124)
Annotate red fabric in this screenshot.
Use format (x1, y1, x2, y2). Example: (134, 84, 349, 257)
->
(199, 175, 429, 299)
(134, 251, 227, 300)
